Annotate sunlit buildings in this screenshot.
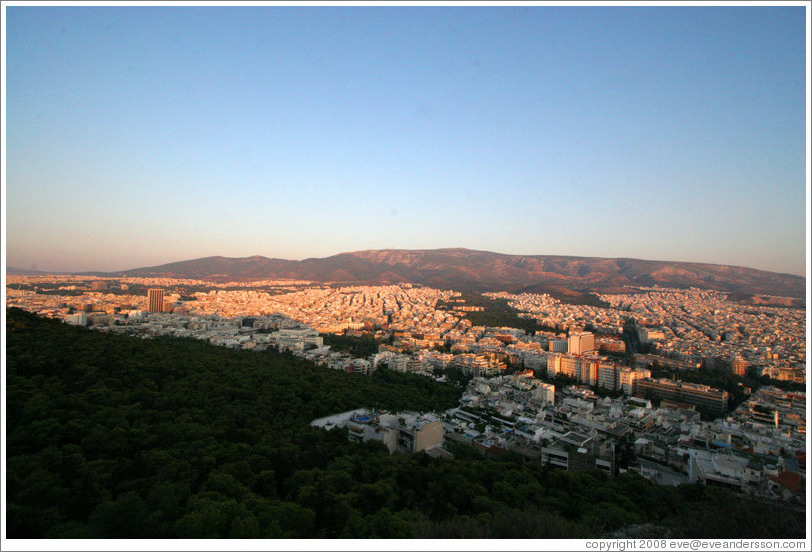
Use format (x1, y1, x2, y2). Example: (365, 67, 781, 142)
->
(636, 378, 729, 416)
(559, 355, 578, 378)
(568, 331, 595, 355)
(596, 363, 651, 394)
(598, 363, 620, 390)
(147, 288, 165, 313)
(577, 355, 601, 385)
(620, 367, 651, 395)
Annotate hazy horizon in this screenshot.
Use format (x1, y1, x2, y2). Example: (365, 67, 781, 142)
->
(4, 3, 809, 277)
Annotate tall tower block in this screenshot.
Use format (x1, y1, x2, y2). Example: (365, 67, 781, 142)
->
(147, 289, 165, 313)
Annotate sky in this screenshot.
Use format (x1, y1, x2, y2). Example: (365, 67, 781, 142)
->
(3, 2, 809, 276)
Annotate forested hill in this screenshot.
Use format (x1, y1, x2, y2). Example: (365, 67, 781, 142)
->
(5, 308, 805, 539)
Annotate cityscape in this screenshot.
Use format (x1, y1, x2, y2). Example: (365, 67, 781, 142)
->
(3, 2, 809, 549)
(6, 271, 807, 506)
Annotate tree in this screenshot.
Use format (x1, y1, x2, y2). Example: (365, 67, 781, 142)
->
(89, 491, 151, 538)
(615, 432, 637, 471)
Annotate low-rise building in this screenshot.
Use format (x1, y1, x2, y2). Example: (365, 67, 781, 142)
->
(636, 378, 729, 417)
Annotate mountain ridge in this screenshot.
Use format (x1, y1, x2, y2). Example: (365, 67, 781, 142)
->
(73, 248, 807, 299)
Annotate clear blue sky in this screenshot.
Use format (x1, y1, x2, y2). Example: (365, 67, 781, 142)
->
(4, 3, 808, 276)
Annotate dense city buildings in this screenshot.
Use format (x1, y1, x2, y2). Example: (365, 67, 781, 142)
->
(488, 287, 806, 384)
(6, 275, 805, 389)
(5, 273, 806, 502)
(311, 373, 805, 503)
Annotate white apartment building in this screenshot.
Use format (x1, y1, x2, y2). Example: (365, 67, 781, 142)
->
(598, 363, 620, 391)
(620, 367, 652, 395)
(388, 354, 410, 372)
(520, 350, 548, 371)
(533, 382, 556, 405)
(568, 331, 596, 355)
(577, 355, 602, 386)
(64, 312, 88, 326)
(559, 355, 579, 379)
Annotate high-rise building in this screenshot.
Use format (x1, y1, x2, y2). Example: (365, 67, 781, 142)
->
(578, 355, 602, 385)
(568, 332, 595, 356)
(147, 289, 165, 313)
(598, 363, 620, 391)
(559, 355, 579, 378)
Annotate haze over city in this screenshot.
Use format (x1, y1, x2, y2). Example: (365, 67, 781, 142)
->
(3, 3, 809, 276)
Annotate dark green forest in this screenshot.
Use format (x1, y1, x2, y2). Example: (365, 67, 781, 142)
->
(5, 308, 805, 539)
(320, 332, 380, 357)
(437, 294, 557, 334)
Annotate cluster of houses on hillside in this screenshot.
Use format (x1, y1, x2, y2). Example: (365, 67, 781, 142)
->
(313, 372, 806, 503)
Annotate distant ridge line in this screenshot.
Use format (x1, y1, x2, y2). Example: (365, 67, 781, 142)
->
(49, 247, 803, 299)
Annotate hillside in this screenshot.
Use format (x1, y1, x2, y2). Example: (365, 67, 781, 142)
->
(111, 248, 806, 298)
(6, 308, 805, 539)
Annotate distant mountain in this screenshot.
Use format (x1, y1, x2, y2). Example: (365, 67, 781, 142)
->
(110, 248, 806, 299)
(6, 267, 69, 276)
